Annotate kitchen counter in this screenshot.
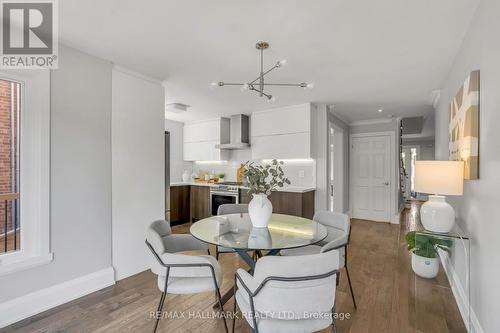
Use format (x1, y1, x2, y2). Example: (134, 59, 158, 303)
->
(170, 181, 315, 193)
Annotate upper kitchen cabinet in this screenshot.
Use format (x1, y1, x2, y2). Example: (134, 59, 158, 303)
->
(183, 118, 230, 161)
(251, 103, 312, 159)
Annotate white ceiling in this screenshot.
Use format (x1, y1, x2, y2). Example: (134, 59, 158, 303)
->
(60, 0, 479, 123)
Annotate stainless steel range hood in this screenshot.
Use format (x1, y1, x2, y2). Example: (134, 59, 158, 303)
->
(216, 114, 250, 150)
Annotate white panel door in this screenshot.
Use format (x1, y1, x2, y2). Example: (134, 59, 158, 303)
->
(351, 135, 391, 221)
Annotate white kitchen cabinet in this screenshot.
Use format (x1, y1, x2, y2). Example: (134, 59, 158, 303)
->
(184, 119, 221, 143)
(183, 119, 229, 161)
(252, 103, 311, 137)
(251, 103, 312, 159)
(184, 141, 228, 161)
(251, 132, 311, 160)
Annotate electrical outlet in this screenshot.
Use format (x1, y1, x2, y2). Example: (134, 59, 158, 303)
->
(298, 170, 305, 178)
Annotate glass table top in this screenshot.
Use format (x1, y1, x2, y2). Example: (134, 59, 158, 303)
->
(190, 213, 328, 251)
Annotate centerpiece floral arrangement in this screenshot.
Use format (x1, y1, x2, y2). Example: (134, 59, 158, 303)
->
(243, 159, 290, 195)
(243, 159, 290, 228)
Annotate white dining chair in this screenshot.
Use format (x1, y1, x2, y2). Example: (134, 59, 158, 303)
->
(215, 204, 249, 260)
(145, 219, 228, 333)
(280, 211, 357, 309)
(233, 250, 340, 333)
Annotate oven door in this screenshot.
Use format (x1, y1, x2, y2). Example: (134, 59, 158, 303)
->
(209, 191, 239, 216)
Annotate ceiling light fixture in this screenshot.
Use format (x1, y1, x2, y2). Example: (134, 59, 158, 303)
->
(211, 41, 313, 101)
(378, 109, 383, 113)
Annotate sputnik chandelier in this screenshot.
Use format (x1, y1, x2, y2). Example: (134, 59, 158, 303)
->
(211, 41, 313, 101)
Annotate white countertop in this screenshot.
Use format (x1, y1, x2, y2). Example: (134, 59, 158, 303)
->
(170, 181, 315, 193)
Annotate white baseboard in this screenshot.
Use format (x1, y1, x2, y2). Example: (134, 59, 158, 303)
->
(439, 252, 484, 333)
(0, 267, 115, 328)
(390, 214, 400, 224)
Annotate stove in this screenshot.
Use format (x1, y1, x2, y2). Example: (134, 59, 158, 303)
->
(209, 182, 241, 216)
(216, 181, 243, 186)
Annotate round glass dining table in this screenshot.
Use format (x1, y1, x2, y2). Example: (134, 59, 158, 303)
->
(190, 213, 328, 306)
(190, 213, 327, 253)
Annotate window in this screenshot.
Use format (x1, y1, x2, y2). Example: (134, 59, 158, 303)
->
(0, 70, 51, 275)
(0, 79, 21, 255)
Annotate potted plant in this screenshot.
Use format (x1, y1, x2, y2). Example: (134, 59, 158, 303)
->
(217, 173, 226, 182)
(405, 231, 453, 278)
(243, 159, 290, 228)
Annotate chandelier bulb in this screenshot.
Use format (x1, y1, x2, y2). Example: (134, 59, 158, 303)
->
(277, 59, 288, 67)
(306, 83, 314, 89)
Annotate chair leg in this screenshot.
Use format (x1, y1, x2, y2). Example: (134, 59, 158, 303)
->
(216, 247, 220, 260)
(331, 303, 337, 333)
(232, 286, 237, 333)
(207, 248, 211, 256)
(153, 292, 166, 333)
(345, 265, 357, 309)
(216, 287, 229, 333)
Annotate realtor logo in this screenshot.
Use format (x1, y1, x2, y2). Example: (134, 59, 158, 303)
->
(1, 0, 58, 68)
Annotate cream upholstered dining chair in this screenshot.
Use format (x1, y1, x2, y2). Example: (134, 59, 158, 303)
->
(280, 211, 357, 309)
(215, 204, 249, 260)
(145, 220, 228, 333)
(233, 250, 340, 333)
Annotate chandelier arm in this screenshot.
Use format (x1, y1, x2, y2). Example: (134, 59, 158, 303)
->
(218, 82, 247, 86)
(248, 65, 280, 85)
(259, 83, 307, 87)
(250, 86, 272, 99)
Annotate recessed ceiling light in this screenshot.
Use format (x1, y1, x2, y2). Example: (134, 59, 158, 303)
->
(378, 109, 383, 113)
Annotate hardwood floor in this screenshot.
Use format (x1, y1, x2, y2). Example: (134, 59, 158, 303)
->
(4, 206, 466, 333)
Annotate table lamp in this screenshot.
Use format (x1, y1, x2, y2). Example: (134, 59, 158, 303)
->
(414, 161, 464, 233)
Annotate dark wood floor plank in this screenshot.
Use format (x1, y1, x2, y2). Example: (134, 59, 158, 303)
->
(4, 204, 466, 333)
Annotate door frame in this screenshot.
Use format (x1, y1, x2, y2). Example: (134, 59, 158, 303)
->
(349, 131, 397, 222)
(401, 144, 421, 199)
(327, 121, 345, 212)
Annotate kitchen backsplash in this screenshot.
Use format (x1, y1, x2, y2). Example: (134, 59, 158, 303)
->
(184, 150, 316, 188)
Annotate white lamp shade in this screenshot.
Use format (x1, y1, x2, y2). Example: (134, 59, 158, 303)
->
(414, 161, 464, 196)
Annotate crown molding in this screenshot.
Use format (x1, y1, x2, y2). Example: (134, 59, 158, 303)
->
(431, 89, 441, 109)
(349, 118, 394, 126)
(112, 64, 163, 85)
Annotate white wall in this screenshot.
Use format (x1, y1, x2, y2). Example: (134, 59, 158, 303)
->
(112, 68, 165, 281)
(330, 112, 350, 213)
(435, 0, 499, 331)
(311, 105, 350, 213)
(165, 119, 192, 182)
(0, 45, 113, 302)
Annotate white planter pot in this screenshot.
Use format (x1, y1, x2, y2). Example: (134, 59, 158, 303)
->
(248, 193, 273, 228)
(411, 253, 439, 279)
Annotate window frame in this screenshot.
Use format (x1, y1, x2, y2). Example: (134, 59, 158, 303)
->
(0, 69, 52, 275)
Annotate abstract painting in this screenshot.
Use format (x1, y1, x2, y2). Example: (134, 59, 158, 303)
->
(449, 70, 480, 180)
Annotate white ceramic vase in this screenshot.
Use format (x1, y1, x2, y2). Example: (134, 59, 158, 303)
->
(411, 253, 439, 279)
(248, 227, 272, 248)
(248, 193, 273, 228)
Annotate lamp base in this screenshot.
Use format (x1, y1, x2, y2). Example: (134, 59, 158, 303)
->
(420, 195, 455, 233)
